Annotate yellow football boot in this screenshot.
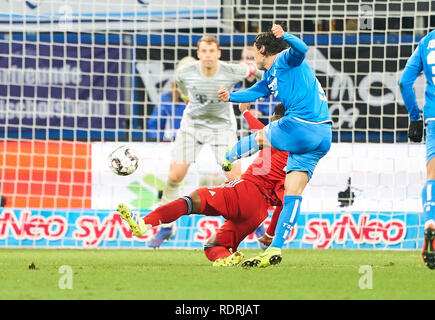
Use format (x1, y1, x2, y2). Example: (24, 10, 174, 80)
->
(117, 203, 148, 236)
(241, 247, 282, 268)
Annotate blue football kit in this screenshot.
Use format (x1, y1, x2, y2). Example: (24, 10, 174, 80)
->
(225, 32, 332, 249)
(400, 30, 435, 228)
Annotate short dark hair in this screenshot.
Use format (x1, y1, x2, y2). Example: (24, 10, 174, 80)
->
(197, 35, 220, 49)
(254, 32, 289, 56)
(273, 103, 285, 117)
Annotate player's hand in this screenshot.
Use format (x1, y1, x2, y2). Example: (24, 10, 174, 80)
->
(180, 94, 190, 104)
(258, 234, 273, 247)
(218, 86, 230, 102)
(271, 24, 285, 38)
(408, 119, 423, 142)
(254, 129, 271, 148)
(239, 103, 252, 113)
(249, 109, 263, 118)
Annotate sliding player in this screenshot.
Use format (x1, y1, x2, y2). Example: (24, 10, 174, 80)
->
(218, 24, 332, 267)
(117, 103, 288, 267)
(234, 102, 283, 253)
(399, 30, 435, 269)
(149, 35, 262, 248)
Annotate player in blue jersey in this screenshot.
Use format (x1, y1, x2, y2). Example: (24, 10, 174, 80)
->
(399, 30, 435, 269)
(218, 24, 332, 267)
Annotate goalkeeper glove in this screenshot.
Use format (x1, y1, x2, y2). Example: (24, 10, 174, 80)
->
(408, 119, 423, 143)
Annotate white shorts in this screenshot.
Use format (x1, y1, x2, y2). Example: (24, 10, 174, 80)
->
(171, 128, 238, 164)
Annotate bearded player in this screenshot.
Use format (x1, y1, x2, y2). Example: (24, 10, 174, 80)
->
(149, 35, 263, 248)
(117, 103, 287, 266)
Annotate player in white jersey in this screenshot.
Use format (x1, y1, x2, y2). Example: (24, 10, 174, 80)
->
(148, 35, 260, 247)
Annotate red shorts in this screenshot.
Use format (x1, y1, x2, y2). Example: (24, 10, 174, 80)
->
(197, 179, 269, 252)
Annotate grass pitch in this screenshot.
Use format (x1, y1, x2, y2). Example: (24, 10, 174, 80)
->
(0, 248, 434, 300)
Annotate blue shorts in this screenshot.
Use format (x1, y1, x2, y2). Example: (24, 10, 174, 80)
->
(426, 121, 435, 162)
(264, 116, 332, 179)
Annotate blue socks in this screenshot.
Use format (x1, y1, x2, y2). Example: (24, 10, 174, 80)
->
(270, 195, 302, 248)
(422, 180, 435, 227)
(225, 132, 259, 163)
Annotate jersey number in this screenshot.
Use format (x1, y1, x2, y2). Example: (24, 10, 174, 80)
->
(428, 50, 435, 84)
(317, 78, 328, 102)
(195, 94, 207, 104)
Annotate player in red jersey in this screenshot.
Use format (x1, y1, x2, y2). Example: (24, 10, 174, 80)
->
(234, 102, 284, 251)
(117, 103, 287, 267)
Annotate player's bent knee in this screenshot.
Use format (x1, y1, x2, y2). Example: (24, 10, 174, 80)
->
(168, 162, 190, 183)
(167, 172, 185, 184)
(189, 190, 202, 213)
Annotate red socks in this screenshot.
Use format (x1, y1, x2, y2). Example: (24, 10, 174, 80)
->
(143, 198, 188, 227)
(144, 196, 233, 263)
(204, 246, 232, 262)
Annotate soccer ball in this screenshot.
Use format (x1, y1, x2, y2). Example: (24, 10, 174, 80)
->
(108, 145, 139, 176)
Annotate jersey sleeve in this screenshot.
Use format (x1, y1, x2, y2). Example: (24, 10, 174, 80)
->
(174, 66, 189, 101)
(243, 110, 265, 131)
(224, 62, 258, 83)
(399, 41, 424, 122)
(229, 78, 270, 103)
(276, 32, 308, 67)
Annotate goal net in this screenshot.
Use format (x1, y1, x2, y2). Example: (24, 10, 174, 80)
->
(0, 0, 433, 250)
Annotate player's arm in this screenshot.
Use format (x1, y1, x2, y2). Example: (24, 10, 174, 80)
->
(239, 103, 265, 131)
(258, 205, 283, 248)
(399, 44, 423, 121)
(219, 78, 270, 103)
(399, 41, 424, 142)
(266, 204, 282, 237)
(177, 82, 190, 104)
(272, 24, 308, 66)
(228, 61, 264, 83)
(174, 67, 190, 104)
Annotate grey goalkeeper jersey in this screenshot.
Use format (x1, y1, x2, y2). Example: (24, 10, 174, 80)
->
(175, 60, 251, 131)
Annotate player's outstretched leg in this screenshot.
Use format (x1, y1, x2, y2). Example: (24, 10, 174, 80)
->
(148, 180, 180, 248)
(242, 196, 301, 268)
(117, 203, 149, 236)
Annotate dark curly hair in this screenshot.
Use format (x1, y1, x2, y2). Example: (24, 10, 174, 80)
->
(273, 103, 285, 117)
(254, 31, 289, 56)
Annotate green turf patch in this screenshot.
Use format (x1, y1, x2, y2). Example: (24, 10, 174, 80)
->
(0, 248, 433, 300)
